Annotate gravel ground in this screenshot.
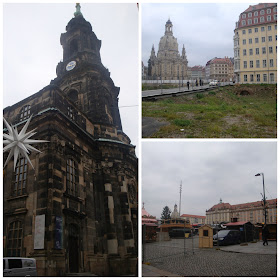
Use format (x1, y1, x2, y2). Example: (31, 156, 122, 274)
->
(143, 237, 277, 277)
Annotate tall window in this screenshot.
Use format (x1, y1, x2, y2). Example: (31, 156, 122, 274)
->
(244, 74, 248, 82)
(257, 74, 260, 82)
(269, 59, 274, 67)
(255, 38, 259, 43)
(67, 106, 75, 120)
(7, 221, 23, 257)
(250, 61, 254, 68)
(19, 105, 31, 121)
(66, 159, 78, 196)
(263, 59, 267, 67)
(263, 74, 267, 82)
(256, 60, 260, 68)
(268, 25, 272, 31)
(13, 158, 27, 197)
(270, 73, 274, 82)
(244, 61, 247, 68)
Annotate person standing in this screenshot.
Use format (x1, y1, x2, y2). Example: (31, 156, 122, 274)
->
(187, 81, 190, 90)
(262, 225, 269, 246)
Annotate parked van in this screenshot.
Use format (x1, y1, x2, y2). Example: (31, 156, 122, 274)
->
(213, 230, 241, 246)
(4, 257, 37, 277)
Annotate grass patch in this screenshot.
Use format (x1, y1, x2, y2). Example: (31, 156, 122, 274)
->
(173, 119, 192, 127)
(142, 84, 276, 138)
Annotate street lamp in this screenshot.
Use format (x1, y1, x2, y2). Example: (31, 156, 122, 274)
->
(255, 173, 267, 225)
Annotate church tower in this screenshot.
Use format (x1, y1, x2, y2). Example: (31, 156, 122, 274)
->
(53, 4, 122, 131)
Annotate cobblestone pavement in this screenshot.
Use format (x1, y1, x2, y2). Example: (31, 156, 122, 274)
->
(143, 237, 277, 277)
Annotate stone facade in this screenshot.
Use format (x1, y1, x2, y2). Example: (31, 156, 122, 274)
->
(148, 19, 188, 80)
(3, 7, 138, 277)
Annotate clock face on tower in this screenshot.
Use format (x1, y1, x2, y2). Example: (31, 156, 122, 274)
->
(66, 61, 76, 71)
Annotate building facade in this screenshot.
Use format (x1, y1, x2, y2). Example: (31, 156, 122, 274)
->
(3, 5, 138, 276)
(148, 19, 188, 80)
(181, 214, 206, 224)
(189, 66, 206, 80)
(234, 3, 277, 84)
(206, 199, 277, 225)
(205, 57, 234, 81)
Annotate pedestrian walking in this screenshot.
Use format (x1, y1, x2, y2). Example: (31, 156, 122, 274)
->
(187, 81, 190, 90)
(196, 80, 198, 87)
(262, 225, 269, 246)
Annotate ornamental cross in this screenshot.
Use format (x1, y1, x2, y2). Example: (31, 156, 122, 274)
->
(3, 115, 48, 170)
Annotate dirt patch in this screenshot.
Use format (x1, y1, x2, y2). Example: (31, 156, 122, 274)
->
(142, 117, 169, 138)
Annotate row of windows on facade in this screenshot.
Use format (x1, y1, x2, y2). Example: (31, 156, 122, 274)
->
(239, 46, 277, 57)
(19, 105, 75, 122)
(12, 158, 78, 197)
(241, 14, 277, 25)
(242, 7, 277, 19)
(242, 35, 277, 45)
(243, 73, 275, 83)
(242, 58, 275, 68)
(242, 24, 277, 35)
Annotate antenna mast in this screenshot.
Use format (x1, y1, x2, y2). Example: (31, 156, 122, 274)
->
(179, 181, 182, 216)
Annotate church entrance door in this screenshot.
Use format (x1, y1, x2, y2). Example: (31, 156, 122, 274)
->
(68, 224, 79, 273)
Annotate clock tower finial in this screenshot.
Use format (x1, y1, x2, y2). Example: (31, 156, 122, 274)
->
(74, 3, 83, 17)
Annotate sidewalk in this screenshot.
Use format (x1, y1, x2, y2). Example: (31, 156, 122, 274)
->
(142, 264, 180, 277)
(219, 240, 276, 255)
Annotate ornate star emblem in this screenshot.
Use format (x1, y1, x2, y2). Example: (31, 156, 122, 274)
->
(3, 115, 48, 170)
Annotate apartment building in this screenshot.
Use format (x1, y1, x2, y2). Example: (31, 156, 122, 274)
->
(206, 198, 277, 225)
(181, 214, 206, 224)
(205, 57, 234, 82)
(234, 3, 277, 83)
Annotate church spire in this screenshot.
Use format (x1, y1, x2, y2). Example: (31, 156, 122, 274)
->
(74, 3, 83, 17)
(182, 44, 186, 59)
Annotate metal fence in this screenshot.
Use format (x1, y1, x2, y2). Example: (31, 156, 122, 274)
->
(142, 228, 199, 263)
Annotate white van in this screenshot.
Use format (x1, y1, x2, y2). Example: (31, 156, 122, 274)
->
(4, 257, 37, 277)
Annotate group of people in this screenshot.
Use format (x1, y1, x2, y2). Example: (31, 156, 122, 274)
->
(186, 79, 203, 90)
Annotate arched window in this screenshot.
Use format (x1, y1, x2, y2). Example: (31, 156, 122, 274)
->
(7, 221, 23, 257)
(19, 105, 31, 121)
(13, 157, 27, 197)
(66, 159, 78, 196)
(70, 39, 78, 56)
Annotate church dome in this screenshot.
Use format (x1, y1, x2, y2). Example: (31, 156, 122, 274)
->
(66, 16, 92, 33)
(157, 18, 179, 58)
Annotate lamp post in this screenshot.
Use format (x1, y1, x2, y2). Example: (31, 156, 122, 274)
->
(255, 173, 267, 225)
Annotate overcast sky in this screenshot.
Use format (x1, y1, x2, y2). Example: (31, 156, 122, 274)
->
(142, 141, 277, 219)
(142, 3, 256, 67)
(3, 3, 139, 154)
